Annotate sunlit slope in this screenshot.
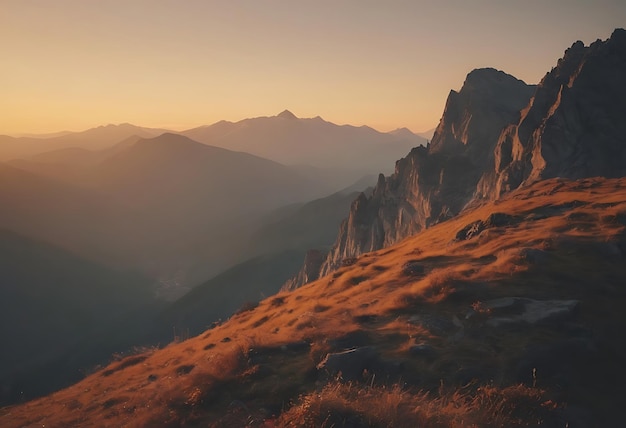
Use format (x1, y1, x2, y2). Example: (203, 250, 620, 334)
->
(3, 177, 625, 427)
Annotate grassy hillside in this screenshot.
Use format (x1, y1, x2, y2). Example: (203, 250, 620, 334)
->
(3, 177, 625, 427)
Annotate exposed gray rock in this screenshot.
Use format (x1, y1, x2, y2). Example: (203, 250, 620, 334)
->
(456, 213, 519, 241)
(288, 30, 626, 289)
(313, 69, 535, 282)
(483, 297, 579, 327)
(316, 346, 379, 381)
(281, 249, 326, 291)
(481, 28, 626, 199)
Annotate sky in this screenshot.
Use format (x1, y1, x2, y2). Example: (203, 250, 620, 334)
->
(1, 0, 625, 135)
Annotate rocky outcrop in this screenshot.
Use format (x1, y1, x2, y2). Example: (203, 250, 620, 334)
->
(479, 28, 626, 199)
(281, 249, 326, 291)
(287, 29, 626, 290)
(315, 68, 534, 278)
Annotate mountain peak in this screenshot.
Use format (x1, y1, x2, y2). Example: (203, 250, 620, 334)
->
(277, 109, 297, 119)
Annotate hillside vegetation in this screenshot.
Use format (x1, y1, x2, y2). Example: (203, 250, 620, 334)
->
(3, 177, 625, 427)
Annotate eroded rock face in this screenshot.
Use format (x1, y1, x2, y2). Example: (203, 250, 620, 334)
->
(316, 346, 379, 381)
(481, 28, 626, 199)
(281, 249, 326, 291)
(476, 297, 580, 327)
(287, 29, 626, 289)
(315, 69, 534, 279)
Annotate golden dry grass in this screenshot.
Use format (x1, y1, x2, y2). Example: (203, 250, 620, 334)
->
(276, 381, 555, 428)
(2, 177, 625, 427)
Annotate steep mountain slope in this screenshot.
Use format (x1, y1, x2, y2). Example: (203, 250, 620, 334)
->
(311, 68, 534, 283)
(182, 110, 426, 187)
(0, 123, 169, 161)
(479, 28, 626, 198)
(4, 177, 625, 427)
(0, 229, 160, 405)
(288, 29, 625, 289)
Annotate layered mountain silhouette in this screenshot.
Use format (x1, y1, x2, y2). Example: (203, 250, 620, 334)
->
(182, 110, 426, 188)
(287, 28, 626, 288)
(1, 133, 333, 286)
(0, 123, 170, 161)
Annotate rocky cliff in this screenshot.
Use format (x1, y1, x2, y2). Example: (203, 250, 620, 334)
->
(478, 28, 626, 198)
(314, 68, 535, 278)
(287, 29, 626, 289)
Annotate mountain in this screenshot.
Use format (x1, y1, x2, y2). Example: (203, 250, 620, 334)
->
(153, 250, 306, 341)
(287, 29, 625, 289)
(0, 229, 160, 405)
(148, 185, 371, 340)
(5, 177, 625, 426)
(0, 162, 126, 265)
(0, 123, 170, 161)
(4, 29, 626, 427)
(181, 110, 427, 188)
(416, 127, 436, 140)
(248, 188, 366, 257)
(478, 28, 626, 198)
(0, 133, 332, 287)
(79, 133, 331, 284)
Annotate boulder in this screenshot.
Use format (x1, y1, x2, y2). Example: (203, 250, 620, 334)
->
(316, 346, 379, 381)
(482, 297, 579, 327)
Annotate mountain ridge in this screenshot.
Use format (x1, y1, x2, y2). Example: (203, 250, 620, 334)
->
(287, 29, 626, 290)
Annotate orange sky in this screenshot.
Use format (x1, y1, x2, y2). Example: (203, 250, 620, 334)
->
(1, 0, 624, 135)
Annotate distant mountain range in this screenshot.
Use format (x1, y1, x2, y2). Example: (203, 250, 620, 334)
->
(1, 133, 333, 286)
(0, 123, 169, 161)
(181, 110, 426, 175)
(2, 113, 426, 191)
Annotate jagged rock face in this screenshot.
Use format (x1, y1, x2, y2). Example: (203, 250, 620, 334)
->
(481, 28, 626, 198)
(282, 249, 326, 291)
(317, 69, 534, 278)
(290, 29, 626, 290)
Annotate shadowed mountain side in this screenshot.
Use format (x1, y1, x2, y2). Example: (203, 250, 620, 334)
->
(248, 190, 365, 257)
(1, 134, 334, 286)
(80, 133, 333, 284)
(0, 123, 170, 161)
(153, 250, 305, 341)
(0, 163, 132, 267)
(152, 186, 374, 341)
(7, 136, 144, 185)
(0, 229, 161, 405)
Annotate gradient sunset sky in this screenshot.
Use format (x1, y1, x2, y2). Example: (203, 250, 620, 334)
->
(2, 0, 625, 135)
